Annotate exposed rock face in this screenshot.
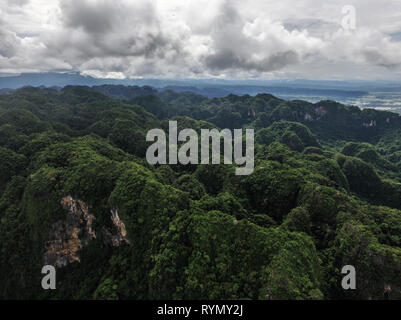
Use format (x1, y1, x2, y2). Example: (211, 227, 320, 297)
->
(315, 106, 328, 117)
(44, 197, 129, 268)
(104, 208, 130, 247)
(363, 120, 377, 127)
(44, 196, 96, 268)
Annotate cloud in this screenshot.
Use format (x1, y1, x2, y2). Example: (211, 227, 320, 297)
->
(54, 0, 173, 57)
(190, 1, 322, 75)
(0, 19, 20, 58)
(40, 0, 188, 76)
(3, 0, 29, 7)
(1, 0, 401, 79)
(62, 1, 118, 34)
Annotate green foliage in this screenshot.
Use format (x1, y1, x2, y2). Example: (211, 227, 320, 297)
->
(239, 161, 304, 222)
(333, 221, 401, 299)
(150, 210, 322, 299)
(194, 164, 232, 195)
(282, 206, 311, 234)
(0, 86, 401, 300)
(199, 192, 249, 220)
(173, 174, 206, 200)
(108, 119, 147, 157)
(154, 165, 177, 185)
(340, 156, 381, 197)
(93, 278, 119, 300)
(0, 147, 28, 191)
(0, 109, 51, 135)
(256, 121, 320, 152)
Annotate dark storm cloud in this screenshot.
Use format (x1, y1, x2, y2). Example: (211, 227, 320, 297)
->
(56, 0, 175, 58)
(35, 0, 187, 77)
(60, 0, 159, 35)
(202, 1, 302, 73)
(61, 0, 120, 34)
(0, 19, 19, 58)
(258, 51, 299, 71)
(362, 49, 401, 69)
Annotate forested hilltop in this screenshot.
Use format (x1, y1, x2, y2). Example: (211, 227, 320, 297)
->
(1, 85, 401, 300)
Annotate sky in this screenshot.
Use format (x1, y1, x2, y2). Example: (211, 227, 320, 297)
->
(1, 0, 401, 80)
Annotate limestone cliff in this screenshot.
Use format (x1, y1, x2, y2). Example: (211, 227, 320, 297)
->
(104, 208, 130, 247)
(44, 196, 129, 268)
(44, 196, 96, 268)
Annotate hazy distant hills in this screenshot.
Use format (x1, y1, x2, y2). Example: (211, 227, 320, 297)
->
(1, 73, 401, 112)
(0, 72, 397, 94)
(0, 72, 123, 89)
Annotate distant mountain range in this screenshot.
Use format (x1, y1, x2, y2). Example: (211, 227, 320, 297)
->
(1, 73, 401, 108)
(0, 72, 399, 91)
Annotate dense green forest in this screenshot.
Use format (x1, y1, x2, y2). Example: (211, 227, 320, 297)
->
(1, 85, 401, 300)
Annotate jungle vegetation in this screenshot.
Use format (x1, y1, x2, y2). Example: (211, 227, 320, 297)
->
(0, 85, 401, 300)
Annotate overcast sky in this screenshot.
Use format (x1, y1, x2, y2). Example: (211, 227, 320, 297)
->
(1, 0, 401, 80)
